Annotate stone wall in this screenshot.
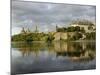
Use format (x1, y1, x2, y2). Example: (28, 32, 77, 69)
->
(54, 32, 76, 41)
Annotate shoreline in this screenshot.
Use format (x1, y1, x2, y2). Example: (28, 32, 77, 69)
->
(11, 40, 96, 43)
(70, 40, 96, 42)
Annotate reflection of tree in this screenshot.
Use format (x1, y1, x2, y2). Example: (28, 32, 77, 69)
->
(12, 42, 46, 57)
(47, 42, 54, 52)
(12, 41, 96, 61)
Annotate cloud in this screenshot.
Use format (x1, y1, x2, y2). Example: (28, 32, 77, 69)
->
(11, 0, 96, 35)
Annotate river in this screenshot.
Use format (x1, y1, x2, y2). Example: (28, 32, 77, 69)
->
(11, 41, 96, 75)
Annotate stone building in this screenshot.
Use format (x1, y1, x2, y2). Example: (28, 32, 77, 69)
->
(70, 20, 96, 33)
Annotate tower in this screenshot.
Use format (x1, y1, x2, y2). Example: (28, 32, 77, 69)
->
(27, 28, 31, 33)
(21, 27, 26, 34)
(34, 25, 39, 33)
(56, 25, 58, 32)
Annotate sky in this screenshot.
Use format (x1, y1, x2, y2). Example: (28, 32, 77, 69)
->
(11, 0, 96, 35)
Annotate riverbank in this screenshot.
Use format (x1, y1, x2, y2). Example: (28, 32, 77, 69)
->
(71, 40, 96, 42)
(11, 40, 96, 43)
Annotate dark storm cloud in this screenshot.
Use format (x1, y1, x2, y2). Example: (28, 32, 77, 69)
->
(11, 0, 96, 35)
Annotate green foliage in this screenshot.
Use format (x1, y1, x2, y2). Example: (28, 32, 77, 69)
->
(11, 33, 47, 42)
(56, 26, 82, 32)
(69, 32, 82, 40)
(11, 34, 26, 41)
(88, 25, 93, 30)
(46, 33, 55, 42)
(57, 27, 67, 32)
(66, 27, 75, 32)
(11, 32, 55, 42)
(26, 34, 33, 42)
(80, 27, 85, 33)
(85, 32, 96, 40)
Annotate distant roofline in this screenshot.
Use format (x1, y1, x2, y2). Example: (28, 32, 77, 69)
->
(70, 24, 94, 26)
(70, 20, 95, 26)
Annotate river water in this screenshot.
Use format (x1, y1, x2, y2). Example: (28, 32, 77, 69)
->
(11, 41, 96, 75)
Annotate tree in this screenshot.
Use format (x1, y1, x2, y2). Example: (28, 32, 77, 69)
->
(85, 32, 96, 40)
(46, 33, 55, 42)
(70, 32, 82, 40)
(80, 27, 85, 33)
(88, 25, 93, 30)
(75, 26, 80, 31)
(26, 34, 33, 42)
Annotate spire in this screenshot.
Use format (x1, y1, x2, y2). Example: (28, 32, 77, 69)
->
(35, 25, 39, 33)
(56, 24, 58, 31)
(27, 28, 31, 33)
(21, 27, 26, 34)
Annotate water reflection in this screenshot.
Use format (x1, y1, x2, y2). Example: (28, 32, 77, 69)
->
(12, 41, 96, 61)
(11, 41, 96, 74)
